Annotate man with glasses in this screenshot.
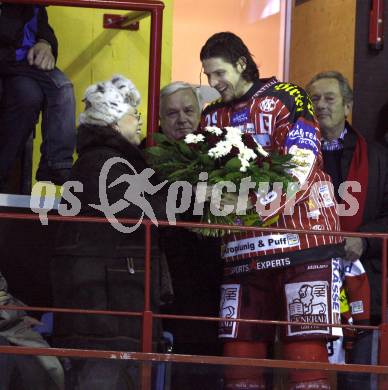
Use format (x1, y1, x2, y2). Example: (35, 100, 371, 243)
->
(307, 70, 388, 389)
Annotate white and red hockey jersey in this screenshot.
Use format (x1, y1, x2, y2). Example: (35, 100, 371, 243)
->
(200, 77, 343, 261)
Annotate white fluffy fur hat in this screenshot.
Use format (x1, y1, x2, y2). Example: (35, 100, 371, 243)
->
(79, 75, 141, 126)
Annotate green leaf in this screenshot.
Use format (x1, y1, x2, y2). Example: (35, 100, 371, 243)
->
(168, 167, 196, 182)
(177, 141, 195, 158)
(240, 213, 261, 226)
(145, 146, 171, 159)
(159, 161, 187, 169)
(262, 161, 270, 171)
(224, 172, 243, 182)
(152, 132, 171, 144)
(198, 153, 214, 167)
(208, 169, 224, 180)
(224, 157, 241, 172)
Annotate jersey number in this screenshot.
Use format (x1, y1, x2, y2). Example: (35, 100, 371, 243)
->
(205, 112, 218, 126)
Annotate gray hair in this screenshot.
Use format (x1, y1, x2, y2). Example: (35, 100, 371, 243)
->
(160, 81, 201, 115)
(306, 71, 353, 104)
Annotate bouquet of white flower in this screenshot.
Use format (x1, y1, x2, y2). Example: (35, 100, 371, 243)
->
(146, 126, 295, 236)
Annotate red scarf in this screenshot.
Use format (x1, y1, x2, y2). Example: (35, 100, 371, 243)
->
(339, 127, 368, 231)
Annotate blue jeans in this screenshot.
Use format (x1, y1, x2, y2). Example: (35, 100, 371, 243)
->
(0, 61, 76, 184)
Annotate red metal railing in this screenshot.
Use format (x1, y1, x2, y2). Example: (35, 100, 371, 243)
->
(1, 0, 388, 389)
(0, 211, 388, 389)
(2, 1, 163, 388)
(369, 0, 384, 50)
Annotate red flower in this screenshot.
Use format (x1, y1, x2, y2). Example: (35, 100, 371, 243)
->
(229, 146, 240, 157)
(241, 133, 258, 149)
(206, 134, 222, 147)
(187, 142, 200, 151)
(255, 156, 268, 168)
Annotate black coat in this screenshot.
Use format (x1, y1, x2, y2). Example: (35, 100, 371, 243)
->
(0, 4, 58, 62)
(51, 125, 169, 351)
(160, 221, 222, 350)
(341, 124, 388, 319)
(54, 124, 168, 257)
(141, 128, 223, 352)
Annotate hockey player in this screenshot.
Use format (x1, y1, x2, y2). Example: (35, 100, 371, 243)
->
(199, 32, 348, 390)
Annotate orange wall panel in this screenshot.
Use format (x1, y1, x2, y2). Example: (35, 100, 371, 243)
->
(171, 0, 283, 85)
(290, 0, 356, 89)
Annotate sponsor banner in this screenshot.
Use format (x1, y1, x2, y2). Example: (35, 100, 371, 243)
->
(254, 257, 291, 271)
(234, 123, 255, 134)
(339, 288, 350, 314)
(224, 257, 291, 276)
(285, 119, 319, 156)
(306, 198, 321, 220)
(319, 184, 335, 208)
(245, 123, 255, 133)
(222, 233, 300, 259)
(286, 280, 330, 336)
(222, 243, 346, 276)
(288, 145, 315, 184)
(342, 259, 365, 277)
(327, 338, 346, 364)
(231, 108, 250, 126)
(253, 133, 271, 147)
(259, 97, 277, 113)
(219, 284, 241, 338)
(273, 83, 314, 115)
(259, 113, 273, 134)
(331, 258, 343, 336)
(350, 300, 364, 315)
(307, 263, 329, 271)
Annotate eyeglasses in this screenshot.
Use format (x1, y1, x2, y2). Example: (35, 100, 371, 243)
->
(129, 111, 141, 121)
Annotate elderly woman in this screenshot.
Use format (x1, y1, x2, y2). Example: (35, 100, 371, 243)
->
(50, 76, 170, 389)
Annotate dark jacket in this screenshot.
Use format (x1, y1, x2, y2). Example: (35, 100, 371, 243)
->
(0, 4, 58, 62)
(340, 124, 388, 318)
(51, 125, 169, 351)
(143, 128, 222, 350)
(160, 219, 222, 350)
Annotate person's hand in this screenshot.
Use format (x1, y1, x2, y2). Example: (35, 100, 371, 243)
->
(195, 185, 253, 211)
(219, 192, 239, 209)
(219, 192, 254, 212)
(193, 184, 213, 203)
(0, 290, 10, 306)
(27, 40, 55, 70)
(344, 237, 364, 261)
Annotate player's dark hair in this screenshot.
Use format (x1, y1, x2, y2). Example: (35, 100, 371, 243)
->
(200, 32, 259, 82)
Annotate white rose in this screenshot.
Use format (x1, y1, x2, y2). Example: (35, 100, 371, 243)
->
(205, 126, 223, 136)
(184, 133, 205, 144)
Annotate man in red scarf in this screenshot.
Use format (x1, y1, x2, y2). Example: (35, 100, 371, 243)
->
(307, 71, 388, 389)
